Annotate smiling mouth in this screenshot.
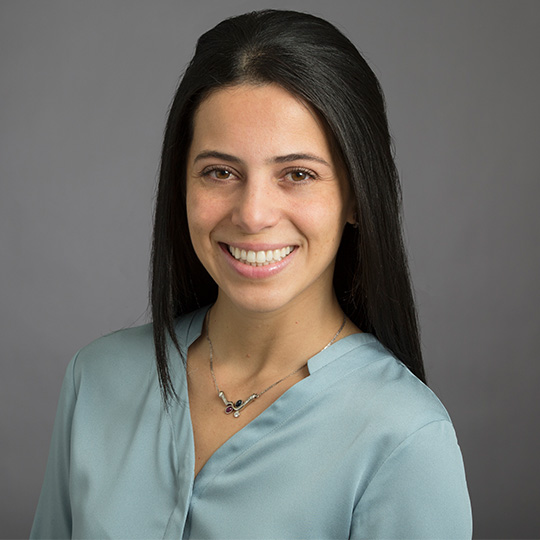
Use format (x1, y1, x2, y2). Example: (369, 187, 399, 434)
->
(227, 245, 295, 266)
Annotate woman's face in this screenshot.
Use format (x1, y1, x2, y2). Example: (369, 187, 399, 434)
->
(186, 83, 354, 315)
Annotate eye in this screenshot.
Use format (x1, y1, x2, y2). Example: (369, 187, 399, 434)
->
(201, 167, 236, 181)
(284, 168, 316, 183)
(213, 169, 233, 180)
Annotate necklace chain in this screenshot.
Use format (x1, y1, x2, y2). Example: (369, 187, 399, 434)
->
(206, 313, 347, 418)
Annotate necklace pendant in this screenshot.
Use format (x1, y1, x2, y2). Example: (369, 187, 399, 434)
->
(219, 391, 258, 418)
(225, 399, 243, 414)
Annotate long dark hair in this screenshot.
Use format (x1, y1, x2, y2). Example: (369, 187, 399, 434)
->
(151, 9, 425, 404)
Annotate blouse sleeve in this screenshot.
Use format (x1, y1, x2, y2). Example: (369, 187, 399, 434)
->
(350, 419, 473, 539)
(30, 353, 79, 540)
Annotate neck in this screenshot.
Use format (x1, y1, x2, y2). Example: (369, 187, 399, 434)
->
(205, 292, 350, 379)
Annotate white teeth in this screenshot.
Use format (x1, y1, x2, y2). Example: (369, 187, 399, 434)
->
(228, 245, 295, 266)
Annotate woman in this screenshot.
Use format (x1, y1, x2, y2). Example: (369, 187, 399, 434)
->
(31, 10, 472, 539)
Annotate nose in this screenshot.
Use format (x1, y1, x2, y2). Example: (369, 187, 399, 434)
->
(231, 176, 280, 233)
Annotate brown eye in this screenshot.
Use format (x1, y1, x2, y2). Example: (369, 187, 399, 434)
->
(202, 167, 235, 181)
(285, 169, 315, 183)
(290, 171, 307, 181)
(213, 169, 232, 180)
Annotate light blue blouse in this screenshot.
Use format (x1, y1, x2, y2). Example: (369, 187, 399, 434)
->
(31, 307, 472, 539)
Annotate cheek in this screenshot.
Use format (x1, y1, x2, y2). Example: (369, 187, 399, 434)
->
(186, 189, 215, 229)
(296, 201, 346, 256)
(185, 191, 212, 248)
(306, 195, 349, 231)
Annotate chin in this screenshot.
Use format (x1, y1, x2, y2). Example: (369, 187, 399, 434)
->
(217, 285, 301, 316)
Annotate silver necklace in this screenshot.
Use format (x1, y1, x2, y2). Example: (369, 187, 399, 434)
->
(206, 314, 347, 418)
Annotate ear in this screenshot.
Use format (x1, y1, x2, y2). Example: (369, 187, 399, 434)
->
(346, 201, 357, 227)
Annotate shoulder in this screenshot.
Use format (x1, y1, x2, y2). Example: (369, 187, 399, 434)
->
(337, 337, 472, 537)
(328, 334, 452, 438)
(69, 323, 156, 397)
(70, 308, 206, 393)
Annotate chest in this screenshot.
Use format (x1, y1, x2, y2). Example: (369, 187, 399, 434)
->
(69, 340, 384, 539)
(187, 357, 307, 478)
(183, 388, 366, 540)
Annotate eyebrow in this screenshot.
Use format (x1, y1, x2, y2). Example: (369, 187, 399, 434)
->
(272, 153, 330, 167)
(193, 150, 331, 168)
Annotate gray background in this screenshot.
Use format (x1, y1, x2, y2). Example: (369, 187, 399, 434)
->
(1, 1, 539, 538)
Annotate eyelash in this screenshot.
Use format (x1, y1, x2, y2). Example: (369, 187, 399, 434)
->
(200, 167, 237, 182)
(283, 167, 317, 184)
(199, 166, 318, 184)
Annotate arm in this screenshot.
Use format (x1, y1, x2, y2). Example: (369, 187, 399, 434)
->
(30, 353, 79, 540)
(351, 420, 472, 539)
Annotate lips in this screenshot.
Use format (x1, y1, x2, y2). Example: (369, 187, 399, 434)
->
(227, 245, 295, 266)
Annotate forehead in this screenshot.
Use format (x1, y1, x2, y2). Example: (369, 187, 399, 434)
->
(189, 84, 334, 161)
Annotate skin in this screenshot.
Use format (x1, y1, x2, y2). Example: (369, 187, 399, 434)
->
(184, 83, 360, 476)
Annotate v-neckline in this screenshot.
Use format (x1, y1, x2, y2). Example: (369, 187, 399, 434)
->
(175, 306, 375, 493)
(184, 306, 310, 482)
